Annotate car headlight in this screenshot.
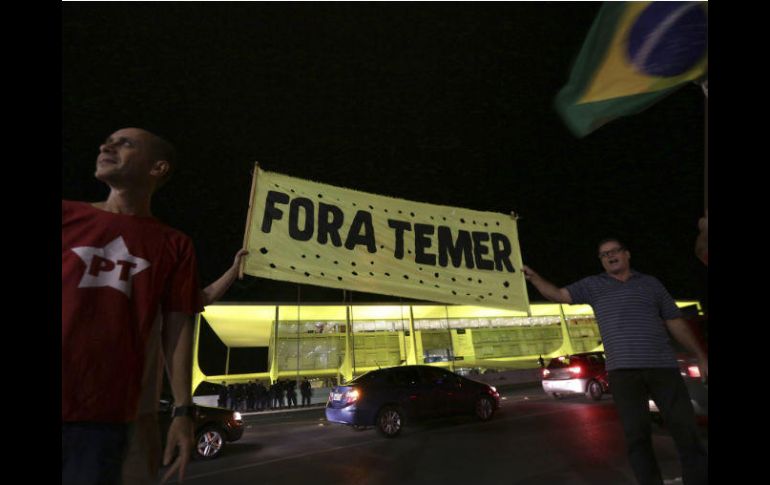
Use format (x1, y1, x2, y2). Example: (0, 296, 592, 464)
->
(233, 411, 242, 421)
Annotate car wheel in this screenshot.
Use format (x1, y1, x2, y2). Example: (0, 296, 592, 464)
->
(195, 426, 226, 460)
(551, 393, 563, 400)
(475, 396, 495, 421)
(587, 380, 603, 401)
(376, 406, 402, 438)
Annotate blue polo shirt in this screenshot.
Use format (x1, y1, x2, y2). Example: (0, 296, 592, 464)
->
(566, 270, 681, 371)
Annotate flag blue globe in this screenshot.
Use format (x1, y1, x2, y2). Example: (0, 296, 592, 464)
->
(627, 2, 707, 77)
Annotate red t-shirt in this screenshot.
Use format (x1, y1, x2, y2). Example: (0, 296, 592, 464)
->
(62, 201, 204, 423)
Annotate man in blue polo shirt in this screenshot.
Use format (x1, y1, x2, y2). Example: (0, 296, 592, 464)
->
(523, 238, 707, 485)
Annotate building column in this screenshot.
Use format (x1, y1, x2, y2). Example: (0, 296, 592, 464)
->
(556, 304, 575, 356)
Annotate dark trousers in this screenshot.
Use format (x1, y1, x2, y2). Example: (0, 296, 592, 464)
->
(62, 422, 131, 485)
(608, 369, 707, 485)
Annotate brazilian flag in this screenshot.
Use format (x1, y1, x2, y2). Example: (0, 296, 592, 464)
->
(555, 2, 708, 137)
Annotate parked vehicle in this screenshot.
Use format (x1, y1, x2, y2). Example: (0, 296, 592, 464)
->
(159, 399, 244, 459)
(325, 365, 500, 438)
(541, 351, 609, 401)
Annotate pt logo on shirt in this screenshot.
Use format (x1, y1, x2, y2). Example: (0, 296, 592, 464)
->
(71, 236, 151, 297)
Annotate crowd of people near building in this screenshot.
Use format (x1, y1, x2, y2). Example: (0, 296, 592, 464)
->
(217, 377, 315, 411)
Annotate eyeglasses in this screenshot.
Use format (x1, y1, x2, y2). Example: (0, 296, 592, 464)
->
(598, 247, 625, 259)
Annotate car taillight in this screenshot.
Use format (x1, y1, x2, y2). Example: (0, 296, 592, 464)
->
(687, 365, 701, 378)
(568, 366, 583, 376)
(345, 389, 360, 404)
(542, 369, 550, 377)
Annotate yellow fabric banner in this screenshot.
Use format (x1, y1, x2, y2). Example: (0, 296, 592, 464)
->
(242, 165, 529, 311)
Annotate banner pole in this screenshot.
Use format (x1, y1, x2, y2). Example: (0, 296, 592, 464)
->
(511, 211, 531, 317)
(240, 162, 261, 279)
(703, 84, 708, 211)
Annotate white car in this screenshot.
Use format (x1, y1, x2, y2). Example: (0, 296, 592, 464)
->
(541, 352, 609, 401)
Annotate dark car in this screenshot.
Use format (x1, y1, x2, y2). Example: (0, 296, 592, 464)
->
(325, 365, 501, 438)
(541, 351, 609, 401)
(159, 400, 244, 459)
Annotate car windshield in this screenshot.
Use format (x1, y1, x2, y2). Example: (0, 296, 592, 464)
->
(348, 367, 422, 386)
(548, 357, 576, 368)
(348, 371, 376, 384)
(547, 353, 603, 369)
(349, 370, 391, 385)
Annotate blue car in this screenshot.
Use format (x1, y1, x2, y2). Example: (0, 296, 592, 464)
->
(325, 365, 501, 438)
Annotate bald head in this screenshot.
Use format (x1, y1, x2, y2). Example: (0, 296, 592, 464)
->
(96, 127, 177, 191)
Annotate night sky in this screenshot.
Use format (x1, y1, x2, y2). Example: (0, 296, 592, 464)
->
(62, 2, 708, 309)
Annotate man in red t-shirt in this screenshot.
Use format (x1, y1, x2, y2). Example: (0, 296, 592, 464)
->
(62, 127, 203, 485)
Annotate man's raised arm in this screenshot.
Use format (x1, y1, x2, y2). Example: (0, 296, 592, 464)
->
(522, 265, 572, 304)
